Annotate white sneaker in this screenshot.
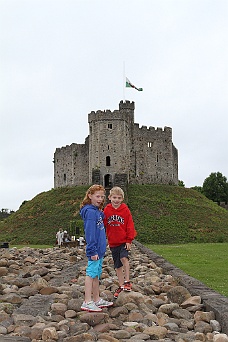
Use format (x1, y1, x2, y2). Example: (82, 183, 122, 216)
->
(95, 298, 113, 308)
(81, 301, 102, 312)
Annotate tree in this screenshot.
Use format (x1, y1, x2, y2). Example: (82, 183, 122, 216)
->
(178, 180, 185, 187)
(202, 172, 228, 203)
(191, 186, 203, 194)
(0, 209, 10, 220)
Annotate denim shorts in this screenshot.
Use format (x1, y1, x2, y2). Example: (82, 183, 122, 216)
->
(110, 243, 129, 269)
(86, 257, 103, 279)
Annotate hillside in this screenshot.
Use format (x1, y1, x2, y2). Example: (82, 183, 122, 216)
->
(0, 185, 227, 245)
(129, 185, 228, 244)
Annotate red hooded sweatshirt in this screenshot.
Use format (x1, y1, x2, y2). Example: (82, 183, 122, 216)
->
(104, 203, 137, 247)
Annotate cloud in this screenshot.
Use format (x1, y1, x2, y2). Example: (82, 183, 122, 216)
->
(1, 0, 227, 210)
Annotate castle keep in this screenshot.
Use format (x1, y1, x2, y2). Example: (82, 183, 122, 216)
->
(53, 101, 178, 189)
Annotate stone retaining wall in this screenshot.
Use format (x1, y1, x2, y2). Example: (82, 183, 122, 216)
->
(134, 240, 228, 334)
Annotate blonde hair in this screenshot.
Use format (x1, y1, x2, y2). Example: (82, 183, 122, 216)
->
(80, 184, 105, 210)
(109, 186, 124, 199)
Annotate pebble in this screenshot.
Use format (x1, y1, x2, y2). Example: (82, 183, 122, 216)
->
(0, 243, 227, 342)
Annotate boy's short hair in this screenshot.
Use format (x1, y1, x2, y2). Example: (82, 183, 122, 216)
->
(109, 186, 124, 199)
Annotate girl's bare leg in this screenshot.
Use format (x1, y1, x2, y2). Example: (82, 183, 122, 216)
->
(92, 276, 100, 302)
(84, 275, 93, 302)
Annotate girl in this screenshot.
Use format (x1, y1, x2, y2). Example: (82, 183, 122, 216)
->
(80, 184, 113, 312)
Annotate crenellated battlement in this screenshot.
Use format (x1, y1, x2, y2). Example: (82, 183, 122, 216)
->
(119, 100, 135, 111)
(89, 109, 119, 117)
(88, 102, 134, 123)
(134, 124, 172, 135)
(88, 101, 134, 117)
(90, 109, 113, 115)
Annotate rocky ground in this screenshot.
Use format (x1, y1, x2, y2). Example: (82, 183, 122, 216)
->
(0, 242, 228, 342)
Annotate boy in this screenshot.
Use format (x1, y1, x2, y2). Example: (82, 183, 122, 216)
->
(104, 187, 137, 298)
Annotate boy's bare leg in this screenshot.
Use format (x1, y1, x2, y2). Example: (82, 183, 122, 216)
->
(116, 266, 124, 286)
(121, 257, 130, 282)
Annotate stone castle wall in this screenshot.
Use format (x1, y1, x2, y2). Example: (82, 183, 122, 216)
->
(131, 125, 178, 184)
(53, 101, 178, 188)
(54, 138, 89, 188)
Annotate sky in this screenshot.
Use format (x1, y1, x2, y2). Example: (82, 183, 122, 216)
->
(1, 0, 228, 211)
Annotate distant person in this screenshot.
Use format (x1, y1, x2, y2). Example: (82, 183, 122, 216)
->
(56, 229, 63, 248)
(77, 236, 85, 247)
(80, 184, 113, 312)
(104, 186, 137, 298)
(63, 230, 71, 242)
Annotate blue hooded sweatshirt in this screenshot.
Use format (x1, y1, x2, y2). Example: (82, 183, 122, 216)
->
(80, 204, 106, 260)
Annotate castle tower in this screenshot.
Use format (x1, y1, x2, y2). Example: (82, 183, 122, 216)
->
(53, 100, 178, 189)
(88, 101, 135, 188)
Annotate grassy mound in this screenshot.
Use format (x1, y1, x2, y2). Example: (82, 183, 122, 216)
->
(0, 185, 227, 245)
(128, 185, 228, 244)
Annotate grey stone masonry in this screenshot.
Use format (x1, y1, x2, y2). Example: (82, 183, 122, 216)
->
(53, 101, 178, 188)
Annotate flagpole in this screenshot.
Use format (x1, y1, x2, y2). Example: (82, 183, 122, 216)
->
(123, 61, 125, 102)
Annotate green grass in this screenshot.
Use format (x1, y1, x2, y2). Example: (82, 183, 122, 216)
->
(0, 186, 87, 245)
(0, 184, 228, 245)
(146, 243, 228, 297)
(128, 185, 228, 244)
